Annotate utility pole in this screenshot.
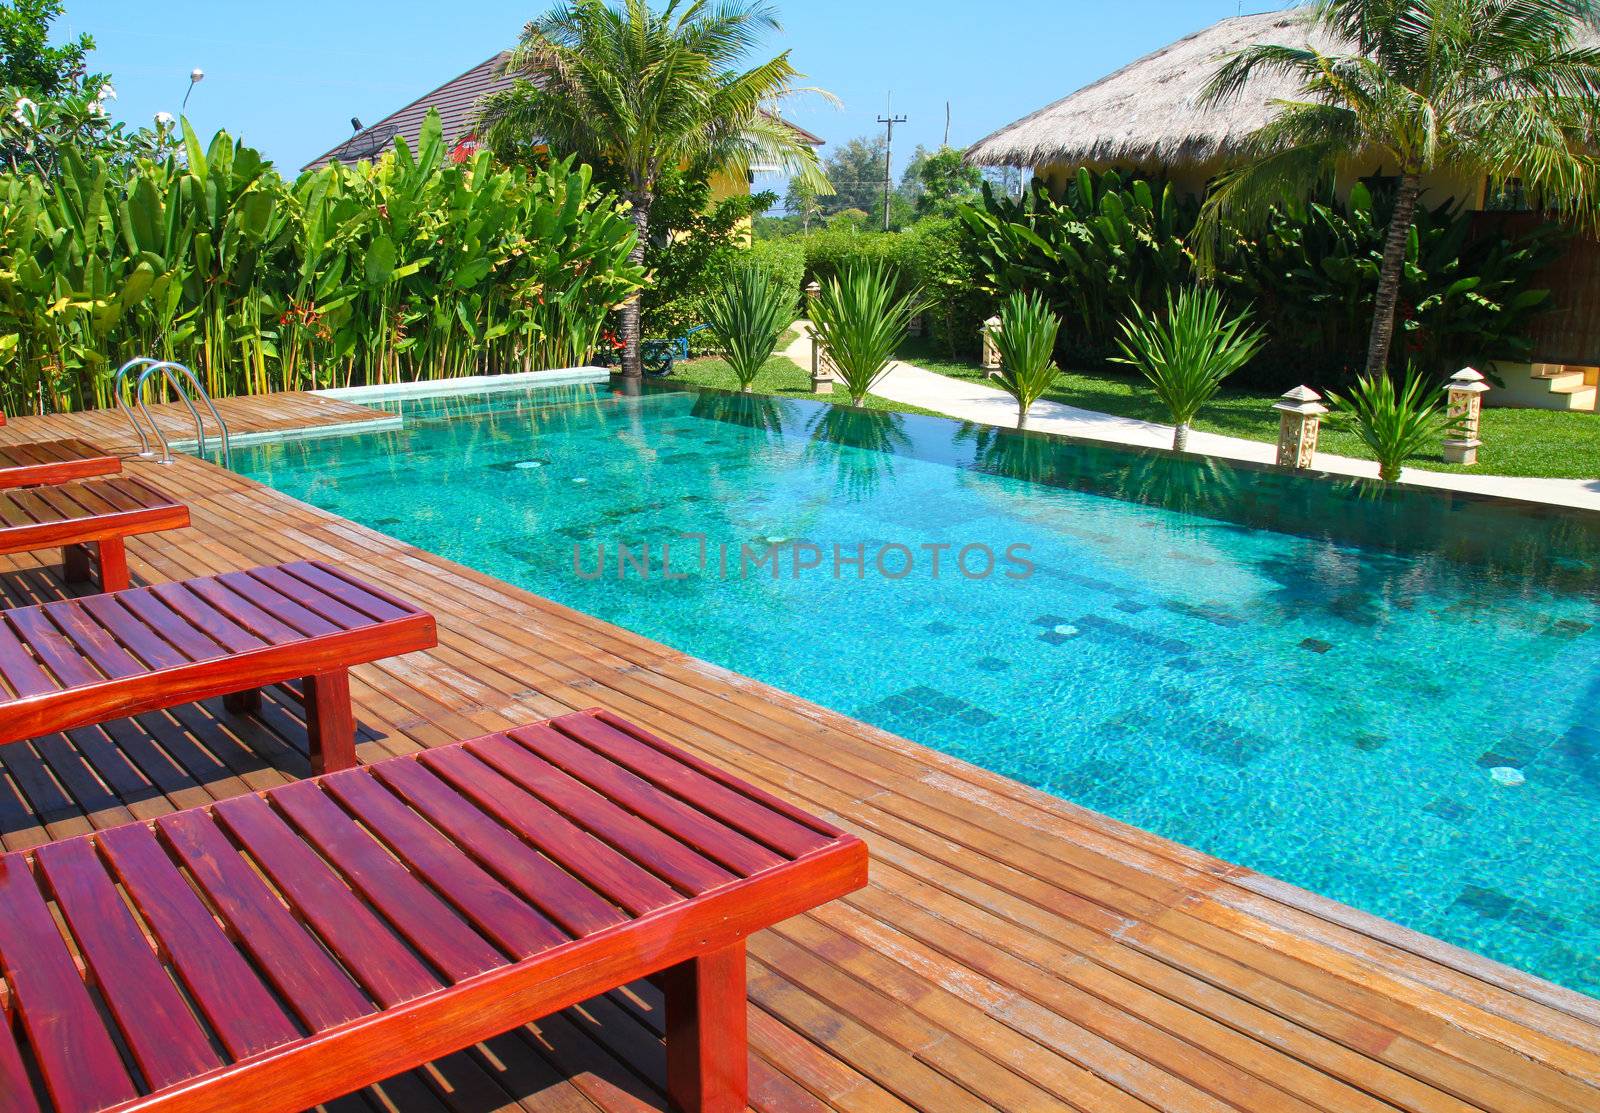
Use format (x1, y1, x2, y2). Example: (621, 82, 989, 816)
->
(877, 101, 907, 232)
(943, 101, 951, 148)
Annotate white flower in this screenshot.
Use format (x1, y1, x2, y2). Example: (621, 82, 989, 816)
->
(154, 111, 175, 127)
(98, 83, 116, 102)
(11, 97, 36, 127)
(88, 99, 107, 118)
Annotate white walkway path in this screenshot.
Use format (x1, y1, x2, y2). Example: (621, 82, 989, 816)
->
(782, 321, 1600, 512)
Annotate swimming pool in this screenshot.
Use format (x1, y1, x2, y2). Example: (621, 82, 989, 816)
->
(232, 379, 1600, 996)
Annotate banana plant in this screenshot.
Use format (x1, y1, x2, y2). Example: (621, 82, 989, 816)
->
(0, 110, 645, 415)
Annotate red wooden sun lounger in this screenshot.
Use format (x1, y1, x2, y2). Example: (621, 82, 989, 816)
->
(0, 438, 121, 488)
(0, 560, 436, 773)
(0, 708, 868, 1113)
(0, 476, 189, 591)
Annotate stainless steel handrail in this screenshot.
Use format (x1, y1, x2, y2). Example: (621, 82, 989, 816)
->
(158, 361, 232, 469)
(123, 360, 233, 468)
(112, 357, 165, 457)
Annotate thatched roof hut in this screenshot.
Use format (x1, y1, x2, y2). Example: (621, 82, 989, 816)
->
(966, 12, 1324, 170)
(965, 10, 1598, 172)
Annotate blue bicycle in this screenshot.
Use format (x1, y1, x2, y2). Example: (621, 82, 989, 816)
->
(597, 324, 711, 376)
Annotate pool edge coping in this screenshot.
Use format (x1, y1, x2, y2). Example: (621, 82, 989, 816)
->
(311, 366, 610, 404)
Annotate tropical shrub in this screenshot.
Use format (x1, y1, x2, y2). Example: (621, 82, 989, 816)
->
(959, 168, 1565, 389)
(785, 217, 988, 358)
(809, 263, 923, 407)
(895, 215, 989, 358)
(1222, 180, 1567, 387)
(1328, 366, 1462, 482)
(796, 226, 899, 291)
(962, 169, 1197, 365)
(0, 112, 646, 414)
(992, 290, 1060, 429)
(702, 263, 794, 392)
(747, 238, 805, 306)
(1114, 286, 1264, 452)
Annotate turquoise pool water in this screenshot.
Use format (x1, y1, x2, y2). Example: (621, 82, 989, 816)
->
(232, 380, 1600, 995)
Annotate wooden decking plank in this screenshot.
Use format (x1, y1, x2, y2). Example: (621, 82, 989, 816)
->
(845, 865, 1447, 1113)
(537, 654, 1600, 1105)
(467, 642, 1555, 1106)
(745, 955, 1008, 1112)
(753, 925, 1117, 1113)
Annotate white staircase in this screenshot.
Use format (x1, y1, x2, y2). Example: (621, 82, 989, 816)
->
(1524, 363, 1598, 411)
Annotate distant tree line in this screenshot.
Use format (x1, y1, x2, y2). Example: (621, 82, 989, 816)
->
(764, 134, 1023, 235)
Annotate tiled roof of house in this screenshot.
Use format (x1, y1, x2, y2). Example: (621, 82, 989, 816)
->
(304, 53, 825, 172)
(303, 54, 516, 171)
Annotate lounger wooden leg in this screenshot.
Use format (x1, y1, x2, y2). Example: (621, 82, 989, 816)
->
(96, 538, 129, 592)
(224, 688, 263, 714)
(62, 543, 91, 584)
(304, 668, 356, 775)
(662, 941, 747, 1113)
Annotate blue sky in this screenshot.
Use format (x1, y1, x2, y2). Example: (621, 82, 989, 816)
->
(67, 0, 1289, 176)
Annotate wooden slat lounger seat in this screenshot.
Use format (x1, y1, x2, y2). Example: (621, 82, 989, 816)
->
(0, 438, 121, 489)
(0, 708, 869, 1113)
(0, 476, 189, 592)
(0, 560, 436, 773)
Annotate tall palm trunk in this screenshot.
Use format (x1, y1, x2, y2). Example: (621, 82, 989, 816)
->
(619, 190, 653, 379)
(1364, 173, 1421, 377)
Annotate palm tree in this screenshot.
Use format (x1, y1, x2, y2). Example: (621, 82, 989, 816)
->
(1197, 0, 1600, 378)
(481, 0, 827, 378)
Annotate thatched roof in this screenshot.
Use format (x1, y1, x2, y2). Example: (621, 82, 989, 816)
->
(966, 9, 1599, 170)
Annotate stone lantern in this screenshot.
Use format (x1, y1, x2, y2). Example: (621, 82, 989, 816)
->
(1273, 385, 1327, 470)
(1443, 366, 1490, 465)
(805, 281, 834, 394)
(981, 315, 1003, 376)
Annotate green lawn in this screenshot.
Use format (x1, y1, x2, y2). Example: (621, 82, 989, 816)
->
(900, 339, 1600, 481)
(667, 353, 945, 416)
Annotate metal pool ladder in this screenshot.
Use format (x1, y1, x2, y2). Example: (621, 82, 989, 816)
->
(113, 358, 232, 469)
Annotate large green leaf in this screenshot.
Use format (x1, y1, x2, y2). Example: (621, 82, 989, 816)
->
(364, 235, 398, 286)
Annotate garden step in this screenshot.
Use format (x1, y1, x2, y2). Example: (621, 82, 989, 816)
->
(1544, 372, 1590, 392)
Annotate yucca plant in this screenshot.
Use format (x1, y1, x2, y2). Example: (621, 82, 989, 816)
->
(1113, 286, 1264, 451)
(703, 263, 794, 392)
(993, 290, 1060, 429)
(808, 263, 923, 408)
(1328, 366, 1462, 483)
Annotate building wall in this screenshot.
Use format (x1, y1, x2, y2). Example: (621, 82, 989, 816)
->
(707, 168, 754, 246)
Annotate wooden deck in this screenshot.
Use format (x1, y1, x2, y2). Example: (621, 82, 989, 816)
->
(5, 391, 393, 456)
(2, 397, 1599, 1113)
